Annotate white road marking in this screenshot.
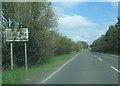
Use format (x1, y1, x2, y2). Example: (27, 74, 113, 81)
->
(111, 66, 120, 73)
(42, 53, 80, 83)
(94, 55, 102, 61)
(98, 58, 102, 61)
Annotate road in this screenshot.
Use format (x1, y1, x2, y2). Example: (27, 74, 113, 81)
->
(41, 50, 119, 84)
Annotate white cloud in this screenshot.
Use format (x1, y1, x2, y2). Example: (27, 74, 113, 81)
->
(111, 2, 118, 8)
(53, 6, 65, 17)
(59, 15, 97, 29)
(58, 2, 80, 8)
(57, 14, 115, 44)
(53, 2, 81, 17)
(52, 2, 117, 45)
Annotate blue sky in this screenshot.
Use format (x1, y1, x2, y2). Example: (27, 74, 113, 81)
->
(52, 2, 118, 45)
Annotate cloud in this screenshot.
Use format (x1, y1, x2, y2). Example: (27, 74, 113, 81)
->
(58, 2, 80, 8)
(59, 15, 97, 29)
(57, 14, 115, 44)
(111, 2, 118, 8)
(53, 2, 81, 17)
(52, 2, 117, 45)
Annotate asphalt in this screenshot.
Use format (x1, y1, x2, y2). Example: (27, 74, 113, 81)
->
(41, 50, 119, 84)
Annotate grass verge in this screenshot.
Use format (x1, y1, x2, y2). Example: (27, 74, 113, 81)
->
(2, 52, 78, 84)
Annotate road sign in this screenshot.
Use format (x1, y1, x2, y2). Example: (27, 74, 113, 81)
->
(5, 28, 28, 42)
(5, 28, 29, 71)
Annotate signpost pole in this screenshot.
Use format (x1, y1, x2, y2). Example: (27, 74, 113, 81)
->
(6, 28, 28, 71)
(10, 42, 13, 70)
(25, 42, 28, 71)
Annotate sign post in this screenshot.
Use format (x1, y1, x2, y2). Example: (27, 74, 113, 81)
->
(25, 42, 27, 71)
(10, 42, 13, 70)
(5, 28, 29, 71)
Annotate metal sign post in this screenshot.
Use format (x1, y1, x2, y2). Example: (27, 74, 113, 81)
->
(25, 42, 27, 71)
(5, 28, 28, 71)
(10, 42, 13, 70)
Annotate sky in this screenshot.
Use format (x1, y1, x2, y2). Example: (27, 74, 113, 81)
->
(52, 2, 118, 45)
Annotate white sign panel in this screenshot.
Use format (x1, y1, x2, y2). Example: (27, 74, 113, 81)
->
(5, 28, 28, 42)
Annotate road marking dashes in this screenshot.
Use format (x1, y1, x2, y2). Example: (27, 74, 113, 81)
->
(111, 66, 120, 73)
(94, 55, 102, 61)
(98, 58, 102, 61)
(95, 54, 119, 74)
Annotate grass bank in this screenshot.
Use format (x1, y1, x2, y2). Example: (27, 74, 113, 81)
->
(2, 52, 78, 84)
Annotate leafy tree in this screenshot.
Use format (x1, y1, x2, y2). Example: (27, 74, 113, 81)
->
(54, 35, 73, 55)
(2, 2, 89, 70)
(79, 41, 88, 49)
(90, 17, 120, 54)
(2, 2, 58, 69)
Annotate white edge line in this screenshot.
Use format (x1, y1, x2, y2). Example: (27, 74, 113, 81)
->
(111, 66, 120, 73)
(98, 58, 102, 61)
(41, 53, 80, 83)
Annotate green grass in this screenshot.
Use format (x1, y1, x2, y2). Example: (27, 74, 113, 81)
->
(2, 52, 78, 84)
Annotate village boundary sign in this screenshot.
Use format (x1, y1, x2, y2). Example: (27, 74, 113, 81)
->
(5, 28, 28, 71)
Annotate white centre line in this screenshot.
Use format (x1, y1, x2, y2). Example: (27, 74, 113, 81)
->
(41, 53, 80, 84)
(98, 58, 102, 61)
(111, 66, 120, 73)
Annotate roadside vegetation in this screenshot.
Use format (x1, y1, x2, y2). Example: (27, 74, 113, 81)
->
(90, 17, 120, 55)
(2, 2, 88, 70)
(1, 1, 88, 84)
(2, 52, 78, 84)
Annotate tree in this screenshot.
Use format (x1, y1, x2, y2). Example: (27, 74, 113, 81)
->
(54, 35, 73, 55)
(90, 17, 120, 54)
(2, 2, 58, 69)
(79, 41, 88, 49)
